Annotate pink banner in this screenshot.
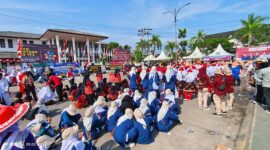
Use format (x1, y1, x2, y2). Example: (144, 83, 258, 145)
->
(236, 46, 270, 60)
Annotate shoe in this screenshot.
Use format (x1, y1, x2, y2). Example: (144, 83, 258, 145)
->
(252, 101, 257, 104)
(222, 111, 227, 114)
(212, 113, 222, 117)
(203, 107, 210, 111)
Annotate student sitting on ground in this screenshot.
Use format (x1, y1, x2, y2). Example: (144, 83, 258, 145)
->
(106, 101, 123, 133)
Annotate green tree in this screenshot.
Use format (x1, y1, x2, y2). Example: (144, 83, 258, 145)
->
(136, 39, 149, 55)
(178, 28, 188, 55)
(123, 44, 131, 50)
(203, 38, 234, 54)
(165, 41, 177, 56)
(134, 48, 143, 62)
(107, 42, 120, 50)
(150, 34, 162, 55)
(239, 13, 269, 46)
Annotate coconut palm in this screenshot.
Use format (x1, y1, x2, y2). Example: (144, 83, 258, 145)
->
(165, 41, 177, 56)
(240, 13, 269, 46)
(178, 28, 187, 39)
(150, 35, 162, 55)
(136, 39, 149, 55)
(189, 30, 206, 49)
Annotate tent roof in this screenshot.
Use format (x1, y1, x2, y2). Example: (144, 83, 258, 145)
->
(155, 50, 171, 60)
(143, 54, 156, 61)
(183, 47, 205, 59)
(208, 44, 234, 57)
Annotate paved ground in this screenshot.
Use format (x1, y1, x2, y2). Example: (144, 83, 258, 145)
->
(11, 75, 251, 150)
(250, 104, 270, 150)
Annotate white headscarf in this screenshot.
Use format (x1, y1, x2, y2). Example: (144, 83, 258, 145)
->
(107, 102, 118, 119)
(140, 66, 147, 80)
(157, 101, 170, 122)
(139, 99, 149, 114)
(116, 109, 133, 126)
(165, 65, 173, 82)
(149, 66, 157, 79)
(129, 67, 136, 77)
(148, 91, 157, 105)
(133, 90, 142, 103)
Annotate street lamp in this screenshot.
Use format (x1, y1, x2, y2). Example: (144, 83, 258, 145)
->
(163, 2, 191, 48)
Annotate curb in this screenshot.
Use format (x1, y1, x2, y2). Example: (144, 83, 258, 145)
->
(235, 102, 256, 150)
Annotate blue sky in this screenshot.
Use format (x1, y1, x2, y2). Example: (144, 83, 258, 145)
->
(0, 0, 269, 50)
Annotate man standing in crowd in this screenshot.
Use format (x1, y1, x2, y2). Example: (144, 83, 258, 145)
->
(256, 59, 270, 113)
(67, 68, 75, 87)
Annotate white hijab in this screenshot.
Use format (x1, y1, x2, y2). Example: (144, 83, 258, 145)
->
(107, 103, 118, 119)
(165, 66, 173, 82)
(164, 93, 176, 104)
(148, 91, 157, 105)
(136, 118, 147, 129)
(116, 113, 132, 127)
(83, 116, 93, 132)
(157, 103, 170, 122)
(140, 66, 147, 80)
(129, 67, 136, 77)
(133, 90, 142, 103)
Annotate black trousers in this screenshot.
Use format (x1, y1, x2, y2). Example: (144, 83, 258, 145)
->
(263, 87, 270, 110)
(115, 83, 121, 91)
(86, 94, 95, 105)
(235, 79, 241, 86)
(25, 84, 38, 101)
(55, 84, 63, 101)
(256, 85, 265, 104)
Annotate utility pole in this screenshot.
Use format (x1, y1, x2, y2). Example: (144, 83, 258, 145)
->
(163, 2, 191, 49)
(137, 28, 152, 55)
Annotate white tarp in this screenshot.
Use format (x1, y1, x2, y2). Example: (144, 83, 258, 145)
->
(208, 44, 234, 57)
(183, 47, 205, 59)
(143, 54, 156, 61)
(155, 50, 171, 60)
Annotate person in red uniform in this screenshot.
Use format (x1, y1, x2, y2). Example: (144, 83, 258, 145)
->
(96, 68, 103, 85)
(114, 69, 122, 90)
(84, 80, 95, 105)
(224, 68, 235, 110)
(67, 68, 75, 87)
(212, 69, 227, 117)
(196, 66, 212, 110)
(46, 73, 63, 102)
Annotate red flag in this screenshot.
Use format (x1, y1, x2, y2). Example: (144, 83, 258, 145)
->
(17, 39, 22, 58)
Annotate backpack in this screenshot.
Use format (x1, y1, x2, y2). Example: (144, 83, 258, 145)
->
(218, 77, 226, 91)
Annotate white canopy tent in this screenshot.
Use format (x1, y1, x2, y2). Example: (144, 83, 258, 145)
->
(155, 50, 172, 60)
(143, 54, 156, 61)
(183, 47, 205, 59)
(208, 44, 234, 57)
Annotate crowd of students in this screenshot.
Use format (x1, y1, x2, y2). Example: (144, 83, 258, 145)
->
(1, 58, 270, 150)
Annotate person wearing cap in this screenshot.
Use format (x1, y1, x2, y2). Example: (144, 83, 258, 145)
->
(224, 68, 235, 110)
(67, 68, 75, 87)
(256, 59, 270, 112)
(106, 101, 123, 132)
(59, 104, 82, 130)
(0, 73, 11, 106)
(148, 66, 160, 93)
(196, 66, 212, 110)
(83, 106, 103, 140)
(0, 103, 40, 150)
(139, 99, 153, 127)
(133, 109, 152, 144)
(148, 91, 161, 117)
(164, 89, 180, 115)
(128, 67, 137, 92)
(163, 65, 177, 94)
(212, 69, 227, 117)
(113, 108, 137, 148)
(140, 66, 149, 94)
(133, 90, 143, 107)
(156, 101, 180, 133)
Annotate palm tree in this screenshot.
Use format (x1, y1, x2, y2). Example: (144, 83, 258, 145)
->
(189, 30, 206, 49)
(136, 39, 148, 55)
(178, 28, 187, 39)
(240, 13, 269, 46)
(165, 41, 176, 56)
(123, 44, 131, 50)
(150, 35, 162, 55)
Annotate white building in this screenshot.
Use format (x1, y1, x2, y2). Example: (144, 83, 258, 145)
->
(0, 29, 109, 69)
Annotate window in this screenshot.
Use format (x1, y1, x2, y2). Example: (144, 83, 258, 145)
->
(8, 39, 13, 48)
(0, 39, 5, 48)
(22, 40, 27, 44)
(29, 41, 34, 44)
(42, 41, 46, 45)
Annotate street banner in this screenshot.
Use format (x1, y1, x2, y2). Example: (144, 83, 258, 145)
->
(50, 62, 81, 75)
(112, 48, 130, 62)
(236, 46, 270, 60)
(20, 44, 58, 63)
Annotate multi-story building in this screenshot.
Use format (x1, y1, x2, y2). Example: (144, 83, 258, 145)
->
(0, 29, 109, 69)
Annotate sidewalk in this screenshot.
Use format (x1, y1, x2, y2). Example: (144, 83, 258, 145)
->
(250, 105, 270, 150)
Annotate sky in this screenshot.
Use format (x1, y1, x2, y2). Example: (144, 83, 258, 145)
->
(0, 0, 269, 50)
